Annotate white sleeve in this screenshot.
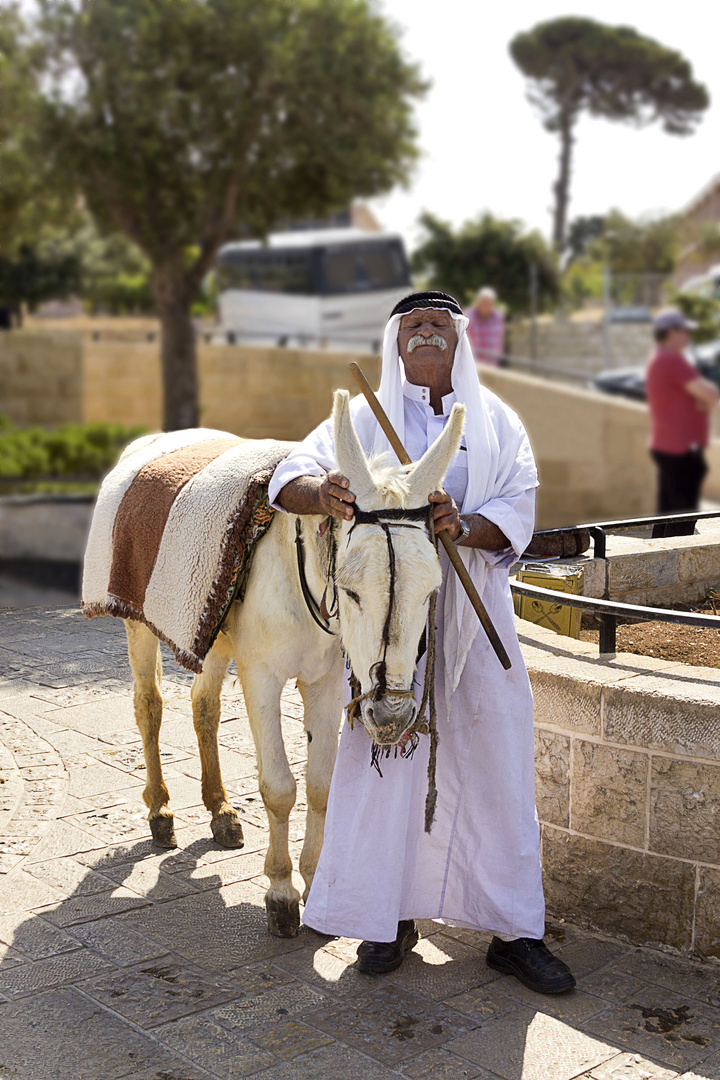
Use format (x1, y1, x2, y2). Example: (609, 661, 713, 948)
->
(478, 486, 536, 568)
(267, 416, 336, 511)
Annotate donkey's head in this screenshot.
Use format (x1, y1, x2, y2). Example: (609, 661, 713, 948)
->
(332, 390, 465, 745)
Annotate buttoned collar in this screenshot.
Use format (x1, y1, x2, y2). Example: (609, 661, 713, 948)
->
(402, 380, 457, 415)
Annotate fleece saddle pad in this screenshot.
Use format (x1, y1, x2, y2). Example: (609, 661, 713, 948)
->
(82, 429, 295, 672)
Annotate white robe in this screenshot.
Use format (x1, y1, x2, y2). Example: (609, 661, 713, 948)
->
(268, 379, 545, 943)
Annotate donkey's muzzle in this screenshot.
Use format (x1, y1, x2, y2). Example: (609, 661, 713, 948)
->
(363, 694, 418, 746)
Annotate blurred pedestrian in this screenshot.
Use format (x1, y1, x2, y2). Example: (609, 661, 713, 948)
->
(646, 308, 719, 538)
(466, 287, 505, 365)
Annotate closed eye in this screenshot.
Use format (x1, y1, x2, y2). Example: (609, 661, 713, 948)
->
(341, 588, 362, 606)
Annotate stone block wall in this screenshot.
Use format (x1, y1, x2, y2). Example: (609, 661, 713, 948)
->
(522, 619, 720, 956)
(0, 333, 84, 425)
(509, 318, 652, 374)
(479, 366, 655, 528)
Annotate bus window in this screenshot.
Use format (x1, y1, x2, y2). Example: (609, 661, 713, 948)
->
(363, 242, 408, 290)
(217, 251, 313, 294)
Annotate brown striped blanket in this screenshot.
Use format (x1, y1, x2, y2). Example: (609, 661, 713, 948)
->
(82, 429, 295, 672)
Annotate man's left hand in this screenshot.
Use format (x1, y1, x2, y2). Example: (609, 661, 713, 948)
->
(429, 490, 461, 540)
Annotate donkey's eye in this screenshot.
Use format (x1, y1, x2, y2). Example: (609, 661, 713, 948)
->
(341, 588, 362, 606)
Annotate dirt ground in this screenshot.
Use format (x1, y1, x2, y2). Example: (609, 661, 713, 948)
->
(580, 600, 720, 668)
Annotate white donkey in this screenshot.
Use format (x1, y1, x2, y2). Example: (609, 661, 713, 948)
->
(125, 391, 464, 936)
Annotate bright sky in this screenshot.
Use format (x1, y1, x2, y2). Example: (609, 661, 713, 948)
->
(369, 0, 719, 250)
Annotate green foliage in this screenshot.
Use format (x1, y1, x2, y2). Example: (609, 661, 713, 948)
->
(509, 17, 709, 249)
(669, 293, 720, 345)
(411, 212, 560, 315)
(38, 219, 154, 314)
(566, 216, 606, 264)
(588, 210, 680, 276)
(0, 420, 146, 479)
(0, 244, 81, 312)
(35, 0, 426, 426)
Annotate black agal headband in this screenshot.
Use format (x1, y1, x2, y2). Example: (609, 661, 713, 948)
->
(390, 291, 463, 318)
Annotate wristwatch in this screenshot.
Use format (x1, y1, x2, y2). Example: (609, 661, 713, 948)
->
(454, 517, 471, 545)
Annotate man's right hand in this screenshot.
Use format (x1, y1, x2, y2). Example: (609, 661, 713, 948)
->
(319, 471, 355, 520)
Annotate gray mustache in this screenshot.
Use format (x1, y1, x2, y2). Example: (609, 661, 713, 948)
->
(407, 333, 448, 353)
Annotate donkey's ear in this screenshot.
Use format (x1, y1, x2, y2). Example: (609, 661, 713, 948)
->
(332, 390, 376, 505)
(406, 403, 466, 506)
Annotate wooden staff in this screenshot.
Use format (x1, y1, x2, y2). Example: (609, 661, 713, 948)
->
(349, 362, 512, 671)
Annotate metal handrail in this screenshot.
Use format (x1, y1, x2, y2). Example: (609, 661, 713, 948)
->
(511, 578, 720, 655)
(531, 510, 720, 560)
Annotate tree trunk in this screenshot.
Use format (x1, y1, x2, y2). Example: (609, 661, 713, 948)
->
(152, 265, 199, 431)
(552, 114, 574, 253)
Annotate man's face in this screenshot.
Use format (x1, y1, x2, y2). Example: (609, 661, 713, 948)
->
(476, 295, 495, 318)
(665, 327, 691, 352)
(397, 308, 458, 383)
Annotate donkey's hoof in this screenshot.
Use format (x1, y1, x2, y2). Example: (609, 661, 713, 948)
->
(150, 814, 177, 849)
(211, 812, 244, 849)
(266, 896, 301, 938)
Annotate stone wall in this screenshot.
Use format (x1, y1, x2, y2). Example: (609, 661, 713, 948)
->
(509, 318, 652, 375)
(0, 333, 84, 425)
(521, 617, 720, 956)
(479, 366, 655, 528)
(82, 341, 381, 440)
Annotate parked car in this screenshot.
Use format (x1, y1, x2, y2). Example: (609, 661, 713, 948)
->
(592, 340, 720, 402)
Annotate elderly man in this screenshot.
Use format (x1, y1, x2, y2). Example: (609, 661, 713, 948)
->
(268, 291, 574, 994)
(466, 286, 505, 365)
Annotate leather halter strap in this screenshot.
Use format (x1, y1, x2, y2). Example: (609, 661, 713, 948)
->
(294, 518, 337, 636)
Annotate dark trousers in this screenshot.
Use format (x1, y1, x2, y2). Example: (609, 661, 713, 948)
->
(651, 449, 707, 537)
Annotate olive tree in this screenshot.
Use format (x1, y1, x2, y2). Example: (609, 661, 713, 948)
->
(38, 0, 425, 429)
(509, 17, 709, 252)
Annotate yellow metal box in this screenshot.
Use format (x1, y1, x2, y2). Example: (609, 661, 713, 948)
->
(513, 564, 584, 639)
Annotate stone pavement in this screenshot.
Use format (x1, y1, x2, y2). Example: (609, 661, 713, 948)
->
(2, 609, 720, 1080)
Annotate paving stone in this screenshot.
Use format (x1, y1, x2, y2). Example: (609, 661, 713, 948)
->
(543, 827, 696, 951)
(244, 1042, 401, 1080)
(270, 944, 369, 999)
(580, 968, 657, 1007)
(0, 986, 173, 1079)
(611, 951, 720, 1007)
(0, 912, 81, 959)
(583, 986, 720, 1072)
(437, 926, 495, 950)
(381, 934, 495, 1002)
(67, 757, 145, 798)
(154, 1013, 275, 1078)
(489, 975, 609, 1023)
(67, 805, 152, 844)
(26, 857, 116, 896)
(113, 1065, 209, 1080)
(211, 981, 327, 1032)
(41, 886, 150, 927)
(446, 1005, 617, 1080)
(680, 1053, 720, 1078)
(553, 937, 629, 980)
(23, 819, 105, 864)
(218, 960, 297, 1000)
(587, 1052, 678, 1078)
(119, 880, 299, 970)
(572, 741, 649, 847)
(0, 945, 114, 998)
(246, 1018, 333, 1061)
(443, 984, 515, 1023)
(398, 1047, 494, 1079)
(303, 984, 479, 1067)
(535, 728, 570, 828)
(101, 859, 200, 902)
(81, 954, 238, 1028)
(0, 941, 26, 968)
(180, 849, 268, 889)
(0, 869, 65, 915)
(66, 918, 170, 966)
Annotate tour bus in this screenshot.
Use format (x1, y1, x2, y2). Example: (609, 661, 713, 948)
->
(216, 228, 412, 350)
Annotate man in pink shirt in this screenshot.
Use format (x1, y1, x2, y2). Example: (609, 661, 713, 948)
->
(466, 287, 505, 366)
(646, 308, 718, 537)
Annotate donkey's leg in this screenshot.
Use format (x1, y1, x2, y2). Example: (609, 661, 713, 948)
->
(125, 620, 176, 848)
(241, 666, 300, 937)
(297, 673, 341, 903)
(191, 644, 244, 849)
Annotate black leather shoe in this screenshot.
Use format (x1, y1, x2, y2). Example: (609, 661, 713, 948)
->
(486, 936, 576, 994)
(356, 919, 419, 974)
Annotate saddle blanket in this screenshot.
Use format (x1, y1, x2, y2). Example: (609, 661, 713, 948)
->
(82, 429, 295, 673)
